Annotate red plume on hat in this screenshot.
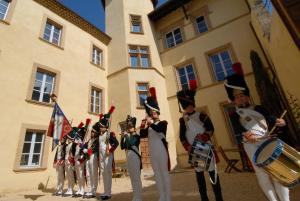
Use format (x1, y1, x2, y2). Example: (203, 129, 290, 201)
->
(85, 118, 91, 128)
(108, 105, 115, 114)
(149, 87, 157, 101)
(77, 122, 84, 128)
(99, 113, 104, 120)
(189, 80, 197, 90)
(232, 62, 244, 76)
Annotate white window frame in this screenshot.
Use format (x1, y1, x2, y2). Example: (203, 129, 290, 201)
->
(210, 50, 234, 81)
(0, 0, 10, 20)
(20, 131, 45, 168)
(43, 21, 62, 45)
(92, 47, 102, 66)
(177, 64, 197, 90)
(196, 15, 208, 33)
(130, 15, 142, 33)
(32, 71, 55, 103)
(129, 45, 150, 68)
(165, 27, 183, 48)
(91, 88, 102, 114)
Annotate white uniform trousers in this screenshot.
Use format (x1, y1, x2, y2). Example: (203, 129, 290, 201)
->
(126, 150, 142, 201)
(85, 154, 98, 195)
(55, 164, 64, 194)
(75, 161, 85, 195)
(149, 136, 171, 201)
(99, 151, 113, 197)
(65, 162, 75, 194)
(244, 142, 290, 201)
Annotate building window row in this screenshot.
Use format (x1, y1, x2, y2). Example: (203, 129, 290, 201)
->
(176, 45, 235, 90)
(164, 14, 210, 49)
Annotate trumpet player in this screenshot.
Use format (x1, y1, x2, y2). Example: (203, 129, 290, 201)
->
(140, 87, 172, 201)
(97, 107, 119, 200)
(120, 115, 142, 201)
(225, 63, 290, 201)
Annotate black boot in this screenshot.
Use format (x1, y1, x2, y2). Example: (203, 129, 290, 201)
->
(208, 171, 224, 201)
(196, 171, 209, 201)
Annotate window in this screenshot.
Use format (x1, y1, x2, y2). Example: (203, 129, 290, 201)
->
(196, 16, 209, 33)
(209, 49, 234, 81)
(90, 87, 102, 114)
(165, 27, 183, 48)
(137, 83, 149, 108)
(130, 15, 143, 33)
(177, 64, 197, 90)
(43, 20, 62, 46)
(129, 45, 150, 67)
(92, 46, 102, 66)
(31, 70, 55, 104)
(20, 131, 45, 167)
(0, 0, 10, 20)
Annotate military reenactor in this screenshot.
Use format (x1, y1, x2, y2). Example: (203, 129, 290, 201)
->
(177, 80, 224, 201)
(225, 63, 289, 201)
(52, 136, 66, 196)
(96, 106, 119, 200)
(120, 115, 142, 201)
(140, 87, 172, 201)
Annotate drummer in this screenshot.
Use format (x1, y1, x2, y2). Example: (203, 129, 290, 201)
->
(177, 80, 224, 201)
(224, 63, 290, 201)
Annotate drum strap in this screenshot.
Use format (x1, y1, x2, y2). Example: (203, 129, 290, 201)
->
(209, 152, 218, 185)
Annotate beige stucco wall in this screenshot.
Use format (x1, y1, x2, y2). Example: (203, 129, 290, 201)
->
(0, 0, 108, 192)
(248, 0, 300, 101)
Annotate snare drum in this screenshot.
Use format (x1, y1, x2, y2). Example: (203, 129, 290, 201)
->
(188, 138, 213, 171)
(253, 138, 300, 187)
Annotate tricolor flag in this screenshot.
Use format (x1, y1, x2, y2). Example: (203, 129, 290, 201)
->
(47, 103, 72, 150)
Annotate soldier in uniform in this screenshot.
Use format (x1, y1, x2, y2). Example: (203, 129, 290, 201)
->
(120, 115, 142, 201)
(140, 87, 172, 201)
(224, 64, 290, 201)
(83, 122, 100, 199)
(64, 127, 78, 197)
(53, 136, 66, 196)
(73, 119, 91, 197)
(177, 80, 224, 201)
(97, 106, 119, 200)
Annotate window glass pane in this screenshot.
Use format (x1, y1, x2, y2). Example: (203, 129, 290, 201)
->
(25, 132, 33, 141)
(52, 38, 59, 45)
(214, 63, 223, 72)
(220, 51, 230, 60)
(210, 55, 220, 64)
(33, 80, 42, 92)
(34, 143, 42, 154)
(31, 91, 40, 101)
(166, 32, 174, 48)
(178, 68, 185, 76)
(216, 72, 225, 81)
(141, 56, 149, 67)
(32, 154, 40, 165)
(139, 47, 148, 54)
(42, 93, 51, 103)
(129, 46, 138, 53)
(196, 16, 208, 33)
(35, 72, 44, 81)
(223, 60, 233, 70)
(174, 32, 182, 44)
(22, 143, 31, 154)
(173, 28, 181, 34)
(180, 75, 187, 85)
(20, 155, 29, 166)
(132, 24, 141, 33)
(139, 94, 147, 106)
(188, 73, 195, 80)
(0, 13, 4, 20)
(138, 84, 147, 91)
(45, 74, 54, 83)
(186, 65, 194, 73)
(130, 55, 138, 67)
(35, 134, 43, 142)
(0, 0, 9, 7)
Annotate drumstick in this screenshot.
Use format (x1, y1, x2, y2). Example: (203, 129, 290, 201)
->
(267, 110, 287, 137)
